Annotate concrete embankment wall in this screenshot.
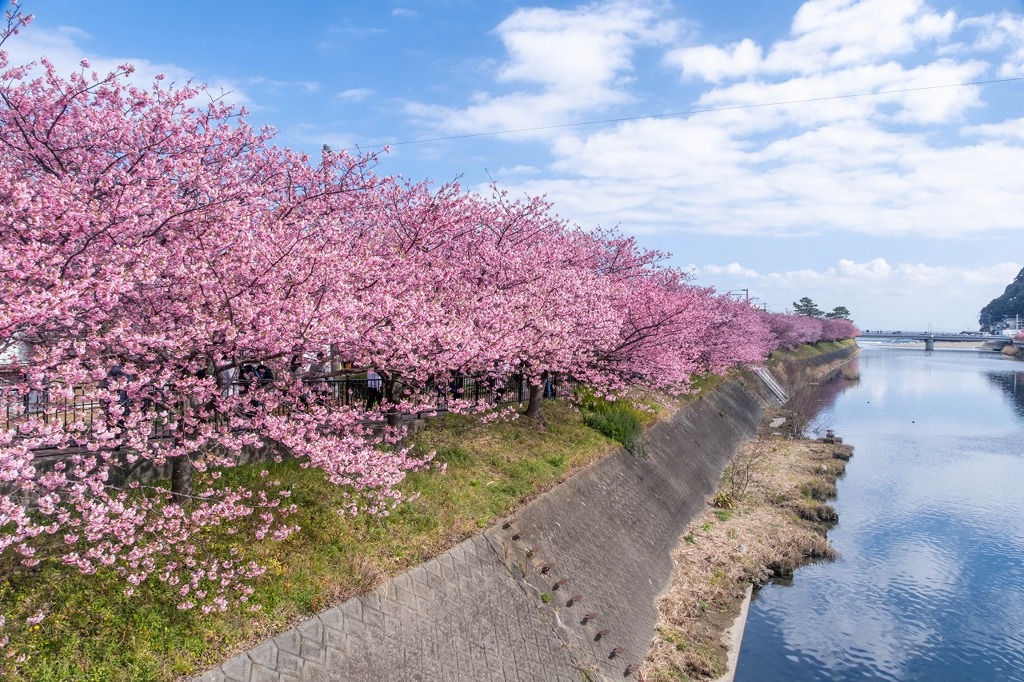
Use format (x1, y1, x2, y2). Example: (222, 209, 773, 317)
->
(198, 346, 857, 682)
(490, 379, 769, 680)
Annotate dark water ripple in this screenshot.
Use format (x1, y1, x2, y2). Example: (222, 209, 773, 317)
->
(736, 348, 1024, 682)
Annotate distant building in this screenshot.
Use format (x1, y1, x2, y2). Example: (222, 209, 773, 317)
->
(997, 316, 1023, 338)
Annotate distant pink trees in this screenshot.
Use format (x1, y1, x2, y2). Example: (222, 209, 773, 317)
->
(0, 12, 857, 636)
(762, 312, 858, 350)
(820, 317, 860, 342)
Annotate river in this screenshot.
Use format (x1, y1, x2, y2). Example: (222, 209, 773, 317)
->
(734, 345, 1024, 682)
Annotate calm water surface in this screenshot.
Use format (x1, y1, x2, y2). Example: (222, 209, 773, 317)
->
(735, 346, 1024, 682)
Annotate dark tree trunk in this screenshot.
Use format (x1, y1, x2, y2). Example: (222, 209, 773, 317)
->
(524, 373, 547, 425)
(170, 455, 193, 503)
(172, 390, 196, 503)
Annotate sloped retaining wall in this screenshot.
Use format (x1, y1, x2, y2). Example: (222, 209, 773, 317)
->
(196, 377, 782, 682)
(488, 379, 770, 679)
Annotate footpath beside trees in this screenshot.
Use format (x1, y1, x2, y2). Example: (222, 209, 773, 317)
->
(0, 10, 860, 667)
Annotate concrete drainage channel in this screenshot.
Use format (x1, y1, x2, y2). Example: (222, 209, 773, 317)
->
(196, 376, 785, 682)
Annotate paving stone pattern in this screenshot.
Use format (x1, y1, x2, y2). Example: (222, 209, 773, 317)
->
(194, 379, 771, 682)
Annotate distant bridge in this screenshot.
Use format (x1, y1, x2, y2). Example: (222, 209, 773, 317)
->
(856, 330, 1015, 351)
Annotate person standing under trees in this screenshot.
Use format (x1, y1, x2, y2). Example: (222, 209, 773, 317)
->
(102, 364, 132, 444)
(448, 366, 466, 402)
(308, 352, 329, 380)
(218, 355, 238, 399)
(288, 353, 305, 379)
(237, 363, 257, 396)
(366, 367, 383, 409)
(255, 362, 274, 387)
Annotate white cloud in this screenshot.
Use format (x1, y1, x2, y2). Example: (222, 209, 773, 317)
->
(492, 105, 1024, 240)
(664, 38, 763, 83)
(689, 259, 1022, 329)
(836, 258, 894, 278)
(392, 8, 418, 19)
(461, 1, 1024, 241)
(666, 0, 956, 81)
(963, 116, 1024, 140)
(247, 76, 320, 94)
(494, 1, 673, 91)
(960, 12, 1024, 76)
(701, 262, 760, 278)
(404, 0, 677, 136)
(492, 164, 542, 177)
(337, 88, 374, 102)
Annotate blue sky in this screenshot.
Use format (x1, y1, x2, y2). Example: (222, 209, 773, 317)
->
(8, 0, 1024, 330)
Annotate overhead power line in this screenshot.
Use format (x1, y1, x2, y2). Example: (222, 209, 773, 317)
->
(347, 76, 1024, 151)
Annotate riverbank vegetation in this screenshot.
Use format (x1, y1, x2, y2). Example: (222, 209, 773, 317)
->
(640, 342, 858, 680)
(641, 429, 852, 681)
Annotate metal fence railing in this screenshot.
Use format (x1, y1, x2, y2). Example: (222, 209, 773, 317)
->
(2, 372, 579, 438)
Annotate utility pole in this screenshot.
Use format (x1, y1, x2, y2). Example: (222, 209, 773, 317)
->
(726, 289, 750, 301)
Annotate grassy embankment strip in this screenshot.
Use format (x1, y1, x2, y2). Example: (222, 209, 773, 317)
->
(769, 338, 856, 364)
(1, 383, 689, 682)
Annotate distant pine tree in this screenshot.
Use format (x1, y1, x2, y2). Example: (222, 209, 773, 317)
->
(792, 297, 824, 317)
(979, 268, 1024, 329)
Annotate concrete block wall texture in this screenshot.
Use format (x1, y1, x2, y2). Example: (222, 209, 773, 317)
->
(195, 375, 783, 682)
(486, 379, 766, 680)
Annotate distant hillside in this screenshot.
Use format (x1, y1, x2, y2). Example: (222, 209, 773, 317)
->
(980, 267, 1024, 329)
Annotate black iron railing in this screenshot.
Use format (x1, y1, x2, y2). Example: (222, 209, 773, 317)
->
(2, 372, 579, 436)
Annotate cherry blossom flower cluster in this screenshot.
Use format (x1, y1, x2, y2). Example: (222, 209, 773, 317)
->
(0, 7, 856, 644)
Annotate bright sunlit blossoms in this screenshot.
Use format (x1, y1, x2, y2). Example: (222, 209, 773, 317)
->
(0, 5, 855, 651)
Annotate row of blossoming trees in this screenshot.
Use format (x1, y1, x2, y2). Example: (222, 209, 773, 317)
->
(0, 17, 856, 623)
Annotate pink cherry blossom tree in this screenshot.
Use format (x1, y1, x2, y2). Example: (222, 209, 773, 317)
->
(0, 1, 862, 644)
(0, 24, 432, 618)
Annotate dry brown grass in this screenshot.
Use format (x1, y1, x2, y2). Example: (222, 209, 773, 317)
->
(642, 427, 851, 681)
